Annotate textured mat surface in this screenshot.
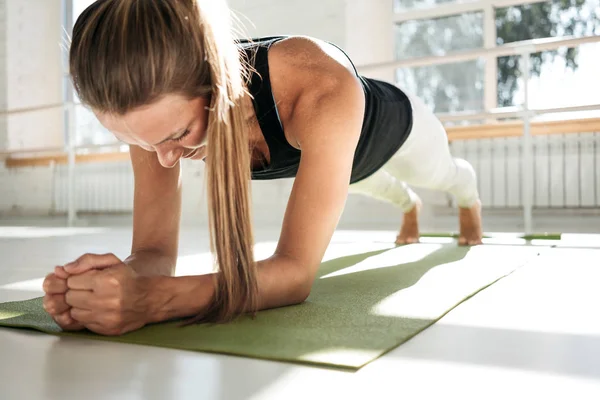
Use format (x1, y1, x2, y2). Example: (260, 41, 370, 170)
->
(0, 243, 540, 370)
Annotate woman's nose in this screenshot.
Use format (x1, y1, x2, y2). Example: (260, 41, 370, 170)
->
(155, 147, 184, 168)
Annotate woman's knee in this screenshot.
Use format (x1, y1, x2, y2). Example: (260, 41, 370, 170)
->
(453, 158, 477, 183)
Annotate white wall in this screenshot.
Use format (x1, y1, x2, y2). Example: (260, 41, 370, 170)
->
(0, 166, 54, 215)
(0, 0, 7, 150)
(345, 0, 395, 81)
(4, 0, 64, 150)
(229, 0, 347, 46)
(4, 0, 64, 151)
(6, 0, 63, 112)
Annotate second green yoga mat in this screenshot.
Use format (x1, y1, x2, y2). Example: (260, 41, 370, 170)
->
(0, 243, 540, 370)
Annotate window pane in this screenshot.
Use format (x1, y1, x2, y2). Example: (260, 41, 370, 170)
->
(496, 0, 600, 45)
(74, 105, 116, 147)
(497, 54, 523, 108)
(500, 42, 600, 115)
(395, 12, 483, 60)
(73, 0, 96, 24)
(393, 0, 460, 12)
(69, 1, 120, 146)
(396, 59, 485, 114)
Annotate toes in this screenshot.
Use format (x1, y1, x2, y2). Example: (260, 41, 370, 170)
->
(395, 236, 419, 245)
(458, 237, 482, 246)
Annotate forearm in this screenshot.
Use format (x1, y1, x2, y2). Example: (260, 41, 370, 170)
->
(124, 249, 176, 277)
(144, 254, 312, 323)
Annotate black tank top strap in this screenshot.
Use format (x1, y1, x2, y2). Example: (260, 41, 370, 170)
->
(238, 36, 302, 179)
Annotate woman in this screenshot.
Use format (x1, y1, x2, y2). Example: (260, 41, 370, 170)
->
(42, 0, 482, 336)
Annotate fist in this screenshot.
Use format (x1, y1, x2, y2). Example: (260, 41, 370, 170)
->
(42, 266, 84, 331)
(63, 253, 150, 336)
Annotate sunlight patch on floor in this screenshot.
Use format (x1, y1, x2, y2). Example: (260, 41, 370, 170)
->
(431, 249, 600, 336)
(371, 245, 540, 320)
(320, 244, 443, 279)
(0, 278, 44, 292)
(0, 226, 109, 239)
(552, 233, 600, 248)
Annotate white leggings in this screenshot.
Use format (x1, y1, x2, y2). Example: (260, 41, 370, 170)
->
(349, 91, 480, 213)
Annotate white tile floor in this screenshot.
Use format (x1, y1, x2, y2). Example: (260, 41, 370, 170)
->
(0, 220, 599, 400)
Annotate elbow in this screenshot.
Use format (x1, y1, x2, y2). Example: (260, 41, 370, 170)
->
(269, 253, 316, 306)
(290, 282, 312, 305)
(288, 263, 316, 305)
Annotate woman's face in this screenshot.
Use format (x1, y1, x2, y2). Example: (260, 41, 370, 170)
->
(96, 95, 210, 168)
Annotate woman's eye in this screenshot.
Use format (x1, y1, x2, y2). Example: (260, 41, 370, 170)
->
(174, 129, 191, 142)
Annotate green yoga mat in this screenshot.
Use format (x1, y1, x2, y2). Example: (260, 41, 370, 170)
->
(0, 243, 540, 370)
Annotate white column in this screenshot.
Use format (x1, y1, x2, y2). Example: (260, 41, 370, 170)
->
(483, 0, 498, 113)
(0, 0, 7, 150)
(0, 0, 65, 218)
(520, 50, 534, 235)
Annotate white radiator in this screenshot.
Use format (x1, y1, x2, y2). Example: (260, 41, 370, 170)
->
(449, 131, 600, 208)
(53, 161, 134, 213)
(50, 132, 600, 214)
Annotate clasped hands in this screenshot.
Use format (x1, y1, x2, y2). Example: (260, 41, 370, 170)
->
(42, 253, 150, 336)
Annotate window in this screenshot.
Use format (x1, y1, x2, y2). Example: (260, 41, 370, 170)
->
(496, 0, 600, 108)
(393, 12, 484, 113)
(66, 0, 116, 147)
(504, 42, 600, 111)
(496, 0, 600, 45)
(73, 0, 96, 21)
(396, 60, 485, 113)
(394, 12, 483, 59)
(393, 0, 600, 113)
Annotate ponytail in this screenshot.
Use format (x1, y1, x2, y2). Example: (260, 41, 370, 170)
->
(186, 0, 258, 323)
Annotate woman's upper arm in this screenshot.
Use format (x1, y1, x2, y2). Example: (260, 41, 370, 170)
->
(129, 145, 182, 260)
(269, 38, 366, 281)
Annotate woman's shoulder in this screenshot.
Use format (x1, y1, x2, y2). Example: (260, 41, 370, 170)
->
(261, 36, 365, 148)
(268, 36, 358, 81)
(264, 35, 362, 113)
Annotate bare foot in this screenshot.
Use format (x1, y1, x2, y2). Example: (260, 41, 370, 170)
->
(458, 200, 483, 246)
(395, 199, 422, 245)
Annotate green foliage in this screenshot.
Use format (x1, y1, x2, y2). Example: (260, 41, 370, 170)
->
(496, 0, 600, 107)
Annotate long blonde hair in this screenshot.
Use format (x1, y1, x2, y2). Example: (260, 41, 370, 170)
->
(69, 0, 258, 323)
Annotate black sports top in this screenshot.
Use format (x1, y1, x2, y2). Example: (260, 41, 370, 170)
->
(237, 36, 413, 184)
